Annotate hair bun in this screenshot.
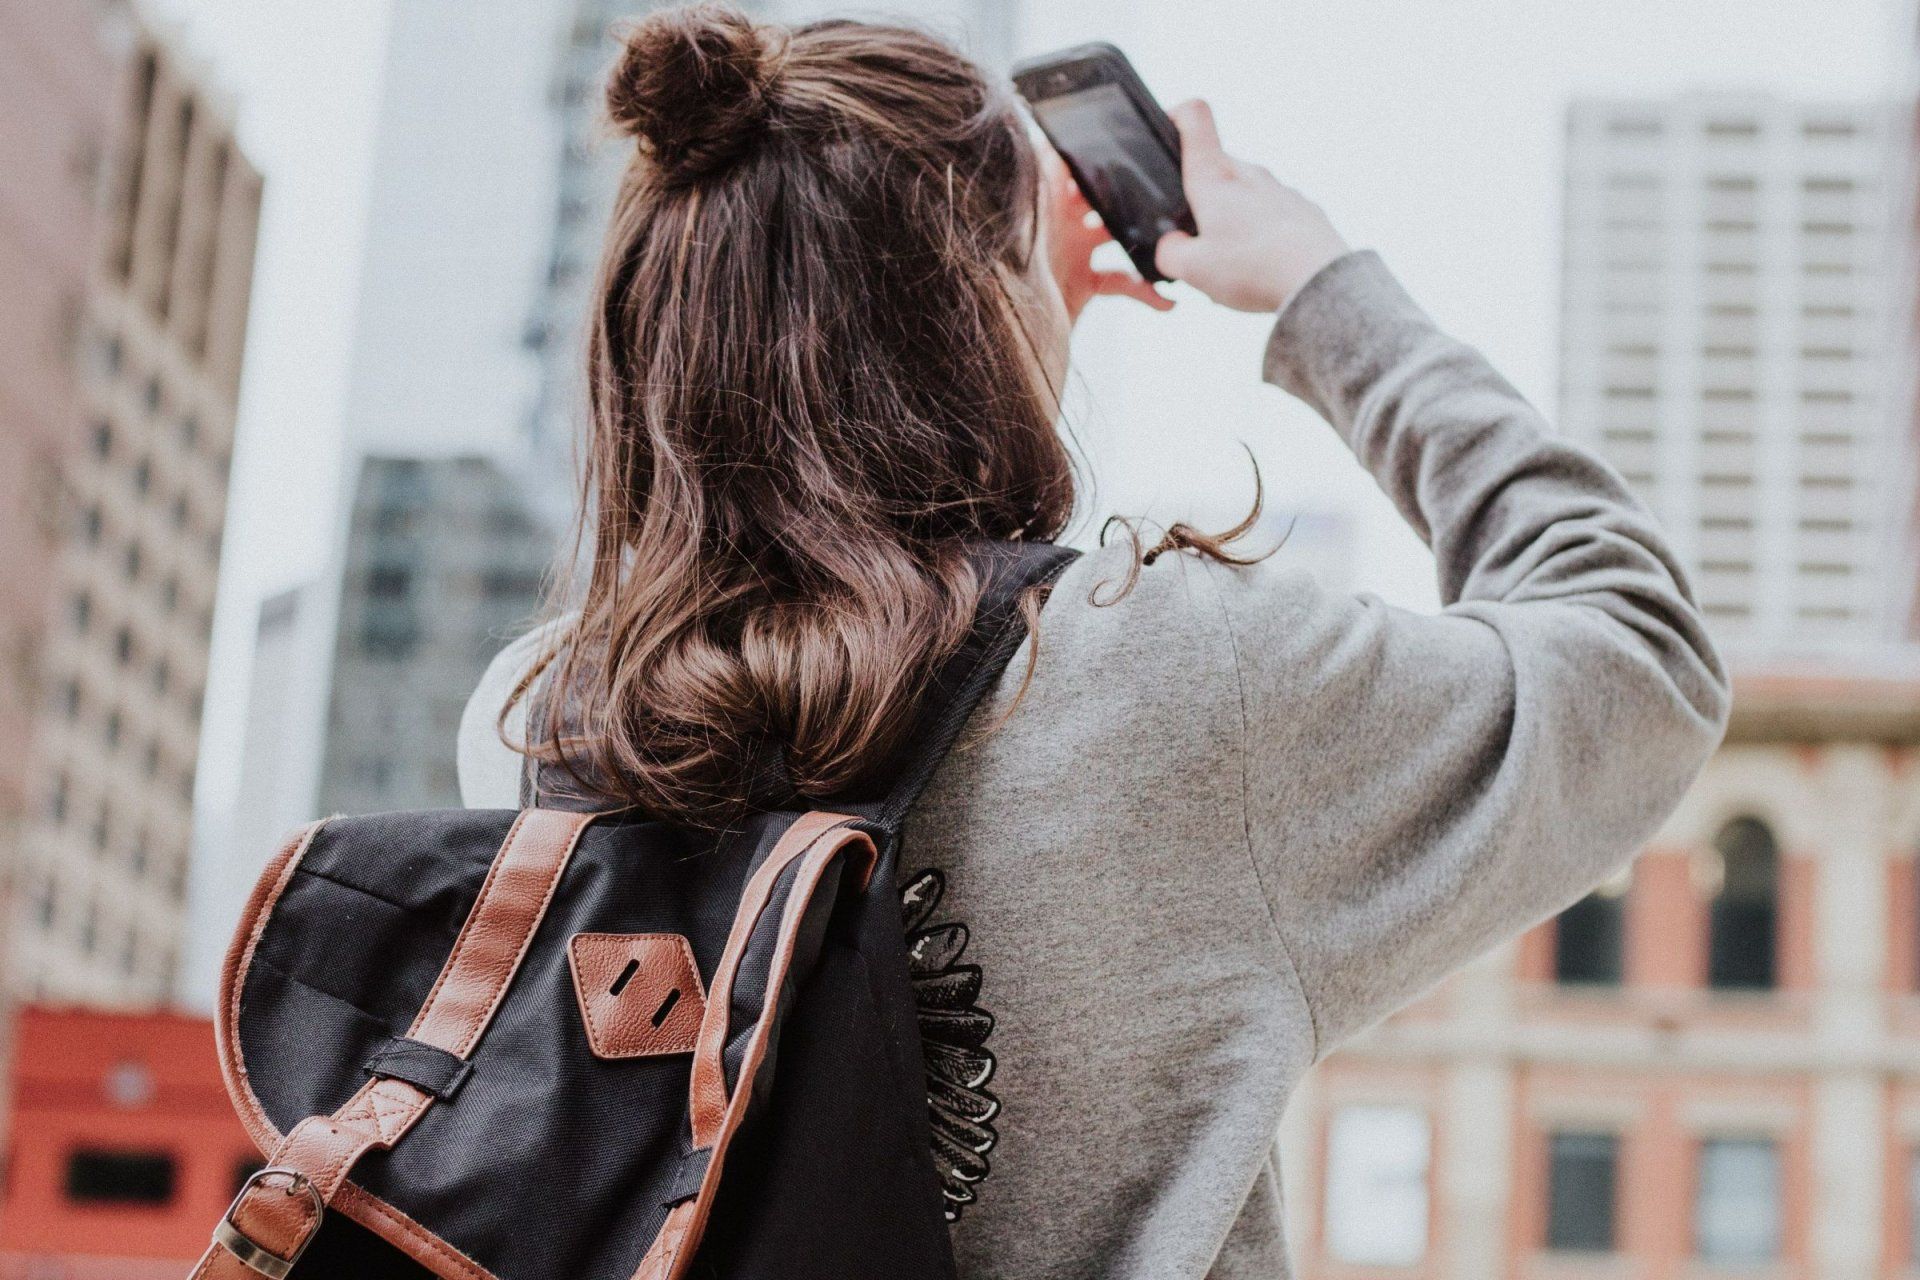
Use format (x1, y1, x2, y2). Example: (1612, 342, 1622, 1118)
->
(607, 5, 779, 182)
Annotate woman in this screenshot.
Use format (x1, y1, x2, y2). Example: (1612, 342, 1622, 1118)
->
(459, 7, 1728, 1278)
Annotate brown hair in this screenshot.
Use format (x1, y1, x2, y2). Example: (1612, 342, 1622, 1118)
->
(510, 4, 1257, 828)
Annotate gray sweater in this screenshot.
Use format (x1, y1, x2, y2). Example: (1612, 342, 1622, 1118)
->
(458, 250, 1730, 1279)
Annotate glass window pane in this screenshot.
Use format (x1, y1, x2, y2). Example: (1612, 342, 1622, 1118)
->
(1324, 1105, 1430, 1266)
(1708, 818, 1777, 990)
(1555, 894, 1625, 985)
(65, 1149, 176, 1205)
(1547, 1132, 1618, 1251)
(1696, 1137, 1780, 1263)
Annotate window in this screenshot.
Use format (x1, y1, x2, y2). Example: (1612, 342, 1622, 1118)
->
(1546, 1132, 1618, 1252)
(1708, 817, 1777, 990)
(367, 565, 412, 600)
(1555, 878, 1625, 986)
(1696, 1137, 1780, 1263)
(65, 1150, 176, 1205)
(1324, 1105, 1429, 1266)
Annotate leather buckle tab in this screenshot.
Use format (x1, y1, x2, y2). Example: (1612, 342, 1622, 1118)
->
(211, 1167, 324, 1279)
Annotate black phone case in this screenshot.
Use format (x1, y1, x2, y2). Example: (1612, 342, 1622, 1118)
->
(1012, 43, 1196, 283)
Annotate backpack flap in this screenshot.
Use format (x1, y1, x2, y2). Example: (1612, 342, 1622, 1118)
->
(201, 808, 875, 1280)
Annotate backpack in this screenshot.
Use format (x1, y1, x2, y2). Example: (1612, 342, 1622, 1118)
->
(191, 542, 1076, 1280)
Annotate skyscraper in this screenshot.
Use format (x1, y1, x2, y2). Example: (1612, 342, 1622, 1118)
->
(0, 0, 127, 958)
(8, 11, 262, 1006)
(316, 456, 551, 817)
(1559, 94, 1905, 659)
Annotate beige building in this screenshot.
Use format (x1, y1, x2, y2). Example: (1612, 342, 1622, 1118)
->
(1283, 673, 1920, 1280)
(7, 17, 261, 1005)
(0, 0, 125, 916)
(1560, 95, 1906, 659)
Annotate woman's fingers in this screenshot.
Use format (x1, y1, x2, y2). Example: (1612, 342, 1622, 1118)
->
(1154, 229, 1198, 282)
(1169, 99, 1231, 183)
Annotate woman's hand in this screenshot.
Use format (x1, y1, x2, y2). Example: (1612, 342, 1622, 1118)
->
(1155, 100, 1349, 313)
(1042, 148, 1174, 326)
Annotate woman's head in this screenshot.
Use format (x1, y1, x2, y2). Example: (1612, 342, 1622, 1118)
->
(515, 5, 1073, 827)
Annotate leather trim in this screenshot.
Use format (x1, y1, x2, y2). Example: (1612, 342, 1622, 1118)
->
(686, 812, 858, 1139)
(408, 808, 594, 1057)
(568, 933, 707, 1060)
(636, 813, 878, 1280)
(203, 810, 595, 1280)
(216, 821, 327, 1156)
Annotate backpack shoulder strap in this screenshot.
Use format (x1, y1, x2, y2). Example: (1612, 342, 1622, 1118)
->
(860, 540, 1078, 833)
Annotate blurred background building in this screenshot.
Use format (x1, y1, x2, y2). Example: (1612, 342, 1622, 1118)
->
(2, 1, 260, 1011)
(0, 1007, 253, 1278)
(0, 0, 124, 917)
(317, 455, 549, 815)
(1560, 94, 1908, 659)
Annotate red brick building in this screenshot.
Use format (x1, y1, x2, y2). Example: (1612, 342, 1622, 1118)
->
(1284, 675, 1920, 1280)
(0, 1007, 255, 1276)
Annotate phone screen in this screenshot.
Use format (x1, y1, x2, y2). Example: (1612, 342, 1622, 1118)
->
(1029, 83, 1188, 251)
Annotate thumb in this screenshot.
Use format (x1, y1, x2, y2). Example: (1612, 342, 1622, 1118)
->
(1155, 229, 1199, 281)
(1169, 99, 1229, 183)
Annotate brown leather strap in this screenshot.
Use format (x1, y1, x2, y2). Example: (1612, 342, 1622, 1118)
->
(191, 809, 595, 1279)
(640, 814, 877, 1280)
(687, 812, 861, 1144)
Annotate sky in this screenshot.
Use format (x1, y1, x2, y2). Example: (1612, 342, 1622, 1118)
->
(141, 0, 1910, 824)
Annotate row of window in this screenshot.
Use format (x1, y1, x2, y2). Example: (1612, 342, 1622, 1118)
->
(1321, 1105, 1795, 1268)
(1557, 817, 1776, 989)
(1599, 119, 1865, 144)
(68, 589, 207, 714)
(1545, 1131, 1783, 1263)
(89, 335, 236, 475)
(25, 883, 177, 982)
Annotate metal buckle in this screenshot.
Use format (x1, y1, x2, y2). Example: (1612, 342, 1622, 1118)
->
(212, 1167, 324, 1279)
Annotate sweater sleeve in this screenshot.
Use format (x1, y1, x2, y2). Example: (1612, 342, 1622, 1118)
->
(1213, 250, 1730, 1059)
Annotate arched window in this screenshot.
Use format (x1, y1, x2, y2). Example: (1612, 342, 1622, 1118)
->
(1707, 817, 1777, 991)
(1554, 870, 1629, 986)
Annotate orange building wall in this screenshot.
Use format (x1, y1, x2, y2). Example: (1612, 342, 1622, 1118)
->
(0, 1006, 255, 1268)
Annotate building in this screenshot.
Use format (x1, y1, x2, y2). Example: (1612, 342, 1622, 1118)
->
(1560, 95, 1907, 661)
(0, 0, 129, 972)
(176, 584, 322, 1007)
(7, 14, 262, 1006)
(317, 456, 550, 816)
(1282, 674, 1920, 1280)
(0, 1006, 255, 1275)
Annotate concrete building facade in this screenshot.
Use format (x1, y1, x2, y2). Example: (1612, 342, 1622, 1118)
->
(1284, 676, 1920, 1280)
(316, 456, 551, 817)
(0, 0, 128, 938)
(9, 16, 261, 1006)
(1560, 95, 1907, 660)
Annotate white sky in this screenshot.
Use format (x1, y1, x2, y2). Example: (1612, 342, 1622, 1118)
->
(141, 0, 1910, 812)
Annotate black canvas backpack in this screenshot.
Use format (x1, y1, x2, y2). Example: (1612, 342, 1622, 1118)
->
(190, 542, 1074, 1280)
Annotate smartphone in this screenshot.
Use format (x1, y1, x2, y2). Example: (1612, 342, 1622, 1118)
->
(1012, 43, 1196, 283)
